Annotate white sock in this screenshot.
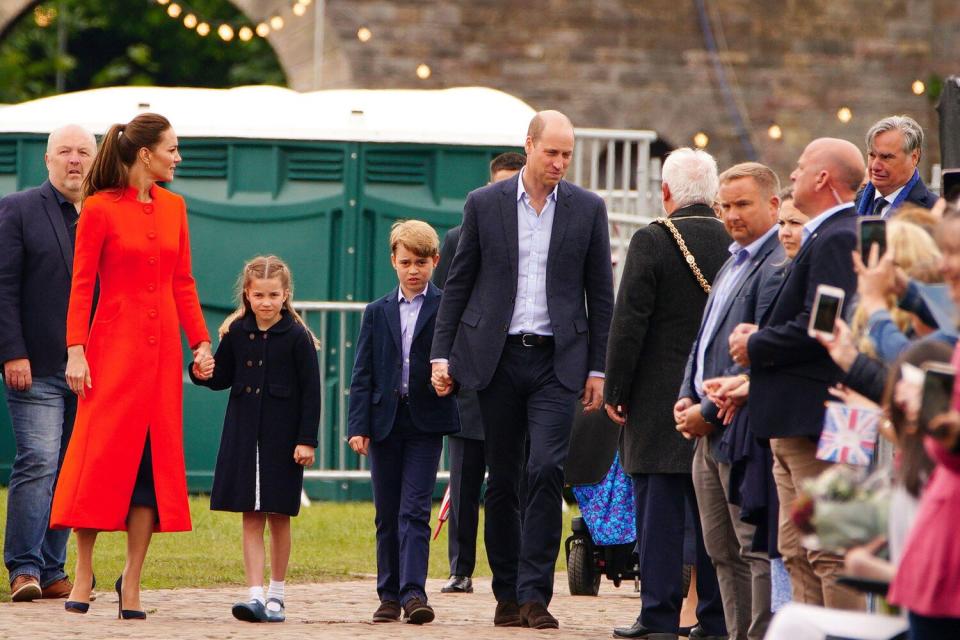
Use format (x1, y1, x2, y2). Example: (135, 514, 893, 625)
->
(267, 580, 285, 604)
(248, 586, 265, 604)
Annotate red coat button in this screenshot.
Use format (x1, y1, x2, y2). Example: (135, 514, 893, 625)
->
(148, 309, 158, 318)
(148, 257, 157, 265)
(147, 231, 157, 239)
(147, 283, 156, 292)
(148, 336, 157, 345)
(143, 204, 154, 214)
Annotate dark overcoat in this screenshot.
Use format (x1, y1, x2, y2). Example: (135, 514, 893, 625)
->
(191, 311, 321, 516)
(604, 204, 731, 475)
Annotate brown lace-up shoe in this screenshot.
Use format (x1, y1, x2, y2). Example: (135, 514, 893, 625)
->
(402, 597, 435, 625)
(10, 575, 41, 602)
(372, 599, 401, 623)
(494, 600, 522, 627)
(41, 577, 73, 599)
(519, 601, 559, 629)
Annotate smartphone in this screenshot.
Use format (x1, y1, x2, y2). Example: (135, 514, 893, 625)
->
(942, 168, 960, 203)
(919, 362, 956, 433)
(858, 216, 887, 262)
(808, 284, 845, 339)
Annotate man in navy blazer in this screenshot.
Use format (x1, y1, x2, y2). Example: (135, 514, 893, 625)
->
(728, 138, 867, 611)
(854, 115, 938, 218)
(347, 220, 459, 625)
(430, 111, 614, 629)
(0, 125, 97, 601)
(676, 163, 784, 640)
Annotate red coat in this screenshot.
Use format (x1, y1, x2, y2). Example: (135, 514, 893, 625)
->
(51, 185, 209, 532)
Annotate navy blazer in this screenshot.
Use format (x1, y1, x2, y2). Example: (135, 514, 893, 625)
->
(430, 174, 615, 392)
(348, 282, 460, 442)
(747, 207, 859, 439)
(0, 181, 75, 377)
(679, 231, 785, 435)
(855, 177, 939, 214)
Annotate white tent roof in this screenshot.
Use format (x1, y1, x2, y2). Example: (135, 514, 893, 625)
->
(0, 85, 536, 146)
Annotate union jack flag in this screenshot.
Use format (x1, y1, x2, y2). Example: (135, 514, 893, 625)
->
(816, 402, 880, 467)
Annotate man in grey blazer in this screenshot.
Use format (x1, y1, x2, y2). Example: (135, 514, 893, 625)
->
(431, 111, 614, 629)
(676, 162, 784, 640)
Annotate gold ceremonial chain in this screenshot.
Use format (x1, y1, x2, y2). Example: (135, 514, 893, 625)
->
(653, 217, 712, 294)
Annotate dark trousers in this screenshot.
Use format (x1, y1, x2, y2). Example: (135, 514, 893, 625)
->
(908, 611, 960, 640)
(446, 435, 485, 577)
(369, 403, 443, 605)
(477, 343, 577, 606)
(632, 472, 726, 635)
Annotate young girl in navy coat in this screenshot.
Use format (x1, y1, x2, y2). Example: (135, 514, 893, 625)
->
(191, 255, 321, 623)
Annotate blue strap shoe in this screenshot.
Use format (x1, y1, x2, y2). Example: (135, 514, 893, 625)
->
(232, 599, 268, 623)
(264, 597, 286, 623)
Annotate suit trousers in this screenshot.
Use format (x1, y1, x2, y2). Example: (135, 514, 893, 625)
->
(692, 438, 771, 640)
(369, 403, 444, 605)
(632, 472, 726, 635)
(477, 342, 577, 606)
(769, 437, 865, 610)
(446, 435, 485, 577)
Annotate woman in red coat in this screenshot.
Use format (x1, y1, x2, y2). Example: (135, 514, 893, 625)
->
(51, 113, 212, 618)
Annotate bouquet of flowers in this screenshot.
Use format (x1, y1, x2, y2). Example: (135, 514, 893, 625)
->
(790, 465, 889, 552)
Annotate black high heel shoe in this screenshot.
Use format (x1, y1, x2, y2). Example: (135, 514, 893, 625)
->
(115, 576, 147, 620)
(64, 574, 97, 614)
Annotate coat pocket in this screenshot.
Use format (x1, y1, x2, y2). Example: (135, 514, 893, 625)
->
(461, 307, 481, 328)
(573, 316, 588, 334)
(94, 300, 122, 324)
(268, 384, 291, 398)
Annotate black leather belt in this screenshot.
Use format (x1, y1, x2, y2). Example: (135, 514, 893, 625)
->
(506, 333, 554, 348)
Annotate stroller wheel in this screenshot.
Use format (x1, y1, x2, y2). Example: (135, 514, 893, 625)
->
(567, 540, 600, 596)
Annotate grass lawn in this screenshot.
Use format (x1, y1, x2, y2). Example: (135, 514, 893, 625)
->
(0, 489, 579, 601)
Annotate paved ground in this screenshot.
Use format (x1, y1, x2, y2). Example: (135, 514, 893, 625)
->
(0, 574, 647, 639)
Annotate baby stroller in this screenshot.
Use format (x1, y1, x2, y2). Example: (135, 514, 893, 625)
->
(564, 407, 693, 597)
(563, 407, 640, 596)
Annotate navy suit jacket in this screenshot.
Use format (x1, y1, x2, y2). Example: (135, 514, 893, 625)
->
(747, 207, 859, 439)
(0, 181, 75, 377)
(679, 231, 784, 442)
(430, 174, 615, 392)
(854, 177, 939, 214)
(347, 282, 460, 442)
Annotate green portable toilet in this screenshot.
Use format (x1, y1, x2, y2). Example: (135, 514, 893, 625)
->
(0, 85, 533, 499)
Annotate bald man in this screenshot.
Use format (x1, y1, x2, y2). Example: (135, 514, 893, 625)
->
(431, 111, 614, 628)
(727, 138, 866, 611)
(0, 125, 97, 601)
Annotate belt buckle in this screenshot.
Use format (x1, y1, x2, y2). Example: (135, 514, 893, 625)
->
(521, 333, 536, 348)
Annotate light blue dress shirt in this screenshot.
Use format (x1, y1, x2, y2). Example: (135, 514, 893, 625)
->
(694, 225, 778, 395)
(801, 201, 853, 245)
(399, 288, 426, 395)
(509, 168, 557, 335)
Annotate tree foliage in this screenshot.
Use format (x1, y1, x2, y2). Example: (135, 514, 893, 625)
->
(0, 0, 287, 104)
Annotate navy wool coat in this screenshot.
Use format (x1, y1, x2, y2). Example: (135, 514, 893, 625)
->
(191, 311, 321, 516)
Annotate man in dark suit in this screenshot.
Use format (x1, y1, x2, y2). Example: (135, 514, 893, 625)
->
(855, 115, 938, 217)
(605, 148, 730, 640)
(430, 111, 614, 629)
(0, 125, 97, 601)
(434, 151, 524, 595)
(729, 138, 867, 610)
(347, 220, 460, 624)
(675, 163, 784, 640)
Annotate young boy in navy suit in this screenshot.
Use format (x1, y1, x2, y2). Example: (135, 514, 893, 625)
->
(347, 220, 460, 625)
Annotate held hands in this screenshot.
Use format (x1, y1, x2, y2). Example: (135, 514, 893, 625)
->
(675, 402, 714, 440)
(65, 345, 92, 398)
(729, 323, 758, 367)
(582, 376, 604, 413)
(293, 444, 316, 467)
(348, 435, 370, 456)
(191, 341, 215, 381)
(2, 358, 32, 391)
(703, 375, 749, 426)
(431, 362, 454, 397)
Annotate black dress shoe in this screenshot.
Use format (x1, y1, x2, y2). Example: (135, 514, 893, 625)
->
(440, 575, 473, 593)
(612, 620, 678, 639)
(688, 625, 727, 639)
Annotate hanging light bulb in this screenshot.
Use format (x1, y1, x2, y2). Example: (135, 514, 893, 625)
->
(912, 79, 926, 95)
(416, 64, 432, 80)
(693, 132, 709, 148)
(167, 3, 182, 18)
(357, 27, 372, 42)
(270, 15, 284, 30)
(256, 22, 270, 37)
(196, 22, 210, 36)
(837, 107, 853, 123)
(293, 3, 307, 16)
(238, 26, 253, 41)
(183, 13, 197, 29)
(157, 0, 170, 5)
(767, 124, 783, 140)
(218, 23, 235, 41)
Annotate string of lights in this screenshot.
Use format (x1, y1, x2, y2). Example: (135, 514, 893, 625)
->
(152, 0, 312, 42)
